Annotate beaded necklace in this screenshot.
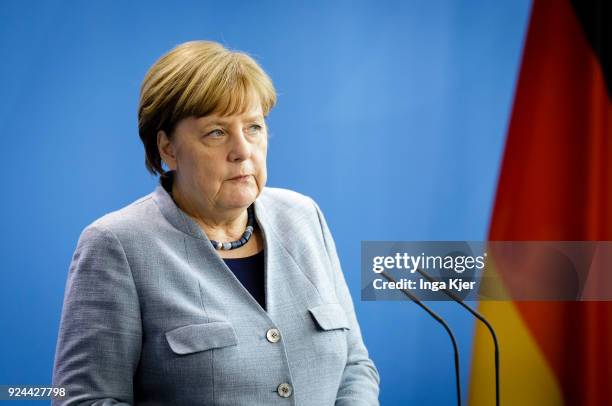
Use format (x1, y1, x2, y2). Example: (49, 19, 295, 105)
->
(210, 205, 255, 250)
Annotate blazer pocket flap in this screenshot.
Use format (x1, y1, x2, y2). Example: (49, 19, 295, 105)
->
(308, 303, 351, 331)
(165, 321, 238, 355)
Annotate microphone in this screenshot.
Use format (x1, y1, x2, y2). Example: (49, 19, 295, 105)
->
(415, 267, 500, 406)
(380, 271, 462, 406)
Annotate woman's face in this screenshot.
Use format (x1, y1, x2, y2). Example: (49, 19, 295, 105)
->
(162, 102, 268, 213)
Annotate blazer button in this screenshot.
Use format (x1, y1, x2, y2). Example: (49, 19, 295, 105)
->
(277, 382, 292, 398)
(266, 328, 281, 343)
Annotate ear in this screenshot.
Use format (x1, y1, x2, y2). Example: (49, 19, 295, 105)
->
(157, 130, 178, 171)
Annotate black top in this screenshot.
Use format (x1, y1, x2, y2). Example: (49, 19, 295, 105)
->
(223, 250, 266, 310)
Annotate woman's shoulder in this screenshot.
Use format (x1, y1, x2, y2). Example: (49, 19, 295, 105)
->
(257, 187, 327, 232)
(78, 191, 162, 242)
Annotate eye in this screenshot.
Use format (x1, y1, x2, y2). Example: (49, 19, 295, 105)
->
(205, 129, 225, 138)
(246, 124, 263, 135)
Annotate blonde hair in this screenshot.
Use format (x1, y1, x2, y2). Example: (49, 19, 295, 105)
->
(138, 40, 277, 176)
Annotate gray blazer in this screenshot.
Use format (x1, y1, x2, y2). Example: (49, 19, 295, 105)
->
(52, 183, 380, 405)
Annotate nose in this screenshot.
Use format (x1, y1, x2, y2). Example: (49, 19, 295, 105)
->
(228, 128, 251, 162)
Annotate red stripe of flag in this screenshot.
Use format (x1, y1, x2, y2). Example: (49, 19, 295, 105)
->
(485, 0, 611, 403)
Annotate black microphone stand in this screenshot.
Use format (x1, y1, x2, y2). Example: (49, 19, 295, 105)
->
(380, 271, 462, 406)
(415, 268, 500, 406)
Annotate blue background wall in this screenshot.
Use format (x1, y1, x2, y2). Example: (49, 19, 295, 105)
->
(0, 1, 531, 404)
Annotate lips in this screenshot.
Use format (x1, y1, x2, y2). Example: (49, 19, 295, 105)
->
(229, 175, 251, 181)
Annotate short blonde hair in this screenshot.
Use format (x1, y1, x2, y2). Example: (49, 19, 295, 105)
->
(138, 41, 277, 176)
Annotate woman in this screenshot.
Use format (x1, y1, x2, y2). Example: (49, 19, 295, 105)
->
(52, 41, 380, 406)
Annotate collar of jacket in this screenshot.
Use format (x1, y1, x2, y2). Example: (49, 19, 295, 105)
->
(150, 174, 293, 317)
(151, 172, 272, 244)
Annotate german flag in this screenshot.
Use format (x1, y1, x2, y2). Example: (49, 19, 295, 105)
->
(469, 0, 611, 405)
